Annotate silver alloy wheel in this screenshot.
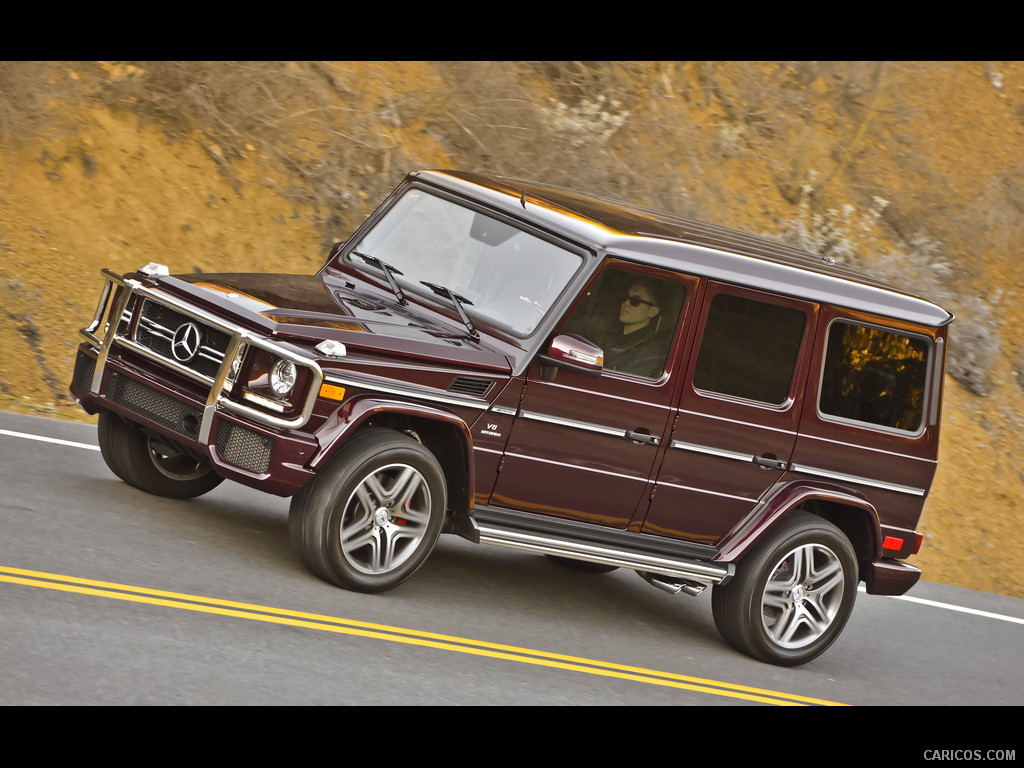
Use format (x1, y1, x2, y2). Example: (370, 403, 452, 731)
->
(339, 462, 432, 575)
(760, 542, 845, 649)
(147, 436, 210, 482)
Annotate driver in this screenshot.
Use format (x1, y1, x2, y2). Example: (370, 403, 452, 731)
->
(601, 279, 666, 378)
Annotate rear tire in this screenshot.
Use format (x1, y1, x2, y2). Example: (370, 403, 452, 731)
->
(289, 428, 447, 593)
(712, 512, 858, 666)
(97, 411, 223, 499)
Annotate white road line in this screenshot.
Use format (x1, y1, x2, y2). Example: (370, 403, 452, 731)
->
(3, 423, 1022, 626)
(891, 593, 1024, 625)
(858, 586, 1023, 625)
(0, 428, 100, 452)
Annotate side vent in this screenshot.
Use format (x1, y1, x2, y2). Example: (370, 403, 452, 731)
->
(447, 376, 493, 397)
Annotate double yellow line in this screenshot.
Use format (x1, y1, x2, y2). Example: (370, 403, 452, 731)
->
(0, 565, 846, 705)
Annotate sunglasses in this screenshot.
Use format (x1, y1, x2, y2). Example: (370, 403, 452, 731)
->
(625, 294, 657, 307)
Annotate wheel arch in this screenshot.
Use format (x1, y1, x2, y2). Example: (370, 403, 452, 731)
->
(716, 481, 881, 574)
(312, 396, 476, 536)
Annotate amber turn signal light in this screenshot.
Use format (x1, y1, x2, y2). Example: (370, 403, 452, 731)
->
(318, 383, 347, 401)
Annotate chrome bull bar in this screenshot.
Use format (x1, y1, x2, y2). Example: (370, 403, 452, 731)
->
(81, 268, 323, 442)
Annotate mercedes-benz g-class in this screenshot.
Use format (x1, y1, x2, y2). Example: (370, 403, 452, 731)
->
(70, 170, 952, 665)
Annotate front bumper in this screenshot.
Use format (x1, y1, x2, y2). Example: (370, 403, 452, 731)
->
(72, 345, 319, 496)
(71, 269, 326, 496)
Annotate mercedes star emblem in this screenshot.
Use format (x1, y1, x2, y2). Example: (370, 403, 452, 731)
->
(171, 322, 202, 362)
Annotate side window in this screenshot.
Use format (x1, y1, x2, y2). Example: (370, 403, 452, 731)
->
(562, 268, 686, 379)
(692, 293, 807, 404)
(819, 321, 930, 432)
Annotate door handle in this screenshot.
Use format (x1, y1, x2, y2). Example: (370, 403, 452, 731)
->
(753, 455, 788, 470)
(625, 430, 660, 445)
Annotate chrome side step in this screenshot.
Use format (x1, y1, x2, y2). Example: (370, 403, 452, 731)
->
(474, 521, 732, 590)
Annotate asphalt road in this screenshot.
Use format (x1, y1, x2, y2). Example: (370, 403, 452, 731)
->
(1, 410, 1022, 708)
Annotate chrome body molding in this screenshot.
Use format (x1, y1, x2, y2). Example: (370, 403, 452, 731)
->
(323, 373, 491, 411)
(654, 479, 752, 502)
(789, 463, 926, 497)
(520, 409, 661, 445)
(503, 451, 649, 482)
(671, 439, 753, 464)
(670, 439, 786, 470)
(80, 268, 324, 439)
(475, 524, 732, 585)
(472, 445, 504, 456)
(519, 409, 625, 438)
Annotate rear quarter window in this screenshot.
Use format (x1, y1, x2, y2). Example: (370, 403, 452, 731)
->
(818, 320, 930, 432)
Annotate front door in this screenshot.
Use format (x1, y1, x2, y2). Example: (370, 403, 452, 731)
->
(489, 263, 699, 528)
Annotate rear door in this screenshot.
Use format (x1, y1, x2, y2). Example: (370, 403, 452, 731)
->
(642, 282, 818, 545)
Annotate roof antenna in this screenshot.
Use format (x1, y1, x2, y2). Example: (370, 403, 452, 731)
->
(520, 190, 527, 209)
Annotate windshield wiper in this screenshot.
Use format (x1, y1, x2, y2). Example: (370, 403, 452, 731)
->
(420, 281, 478, 339)
(353, 251, 406, 305)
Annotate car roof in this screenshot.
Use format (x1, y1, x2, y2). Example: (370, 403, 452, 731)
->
(412, 169, 954, 328)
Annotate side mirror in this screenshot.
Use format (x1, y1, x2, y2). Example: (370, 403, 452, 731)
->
(538, 334, 604, 381)
(328, 240, 348, 260)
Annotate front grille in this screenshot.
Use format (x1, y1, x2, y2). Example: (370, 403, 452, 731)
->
(116, 295, 139, 336)
(107, 372, 202, 440)
(215, 421, 272, 474)
(132, 299, 231, 379)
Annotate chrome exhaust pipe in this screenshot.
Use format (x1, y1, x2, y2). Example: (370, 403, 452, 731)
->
(638, 571, 707, 596)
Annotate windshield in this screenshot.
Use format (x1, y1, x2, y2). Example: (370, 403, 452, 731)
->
(347, 189, 584, 336)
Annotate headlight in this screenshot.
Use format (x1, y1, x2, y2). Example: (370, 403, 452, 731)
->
(270, 358, 297, 395)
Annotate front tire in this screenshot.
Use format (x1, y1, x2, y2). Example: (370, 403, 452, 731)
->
(97, 411, 223, 499)
(289, 428, 447, 593)
(712, 512, 857, 666)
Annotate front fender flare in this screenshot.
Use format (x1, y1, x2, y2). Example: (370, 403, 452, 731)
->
(311, 395, 477, 531)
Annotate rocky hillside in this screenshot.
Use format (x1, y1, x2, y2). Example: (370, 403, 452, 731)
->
(1, 61, 1021, 597)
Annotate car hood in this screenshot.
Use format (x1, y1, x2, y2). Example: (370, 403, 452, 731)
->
(153, 271, 515, 373)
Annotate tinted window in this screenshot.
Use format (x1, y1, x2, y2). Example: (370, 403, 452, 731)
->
(692, 294, 806, 404)
(561, 269, 686, 379)
(819, 321, 929, 431)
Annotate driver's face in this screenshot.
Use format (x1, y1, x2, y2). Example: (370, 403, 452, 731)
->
(620, 284, 659, 326)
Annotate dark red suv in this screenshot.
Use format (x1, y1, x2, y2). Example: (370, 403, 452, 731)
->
(70, 170, 952, 665)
